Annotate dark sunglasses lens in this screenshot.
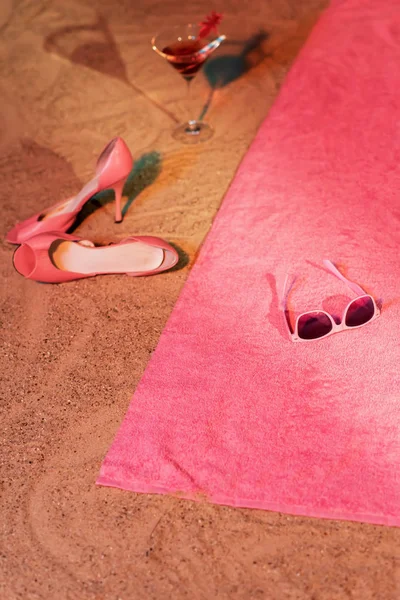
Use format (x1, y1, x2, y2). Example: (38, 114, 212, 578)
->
(297, 312, 333, 340)
(345, 296, 375, 327)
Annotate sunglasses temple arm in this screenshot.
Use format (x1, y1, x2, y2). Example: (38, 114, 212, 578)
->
(323, 260, 366, 297)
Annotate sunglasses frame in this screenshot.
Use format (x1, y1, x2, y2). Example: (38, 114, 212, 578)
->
(281, 260, 380, 342)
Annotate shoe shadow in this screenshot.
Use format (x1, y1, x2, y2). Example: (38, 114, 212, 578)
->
(71, 151, 163, 230)
(3, 138, 82, 238)
(167, 241, 190, 272)
(122, 152, 163, 218)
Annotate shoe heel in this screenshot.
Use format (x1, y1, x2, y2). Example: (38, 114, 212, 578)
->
(111, 179, 126, 223)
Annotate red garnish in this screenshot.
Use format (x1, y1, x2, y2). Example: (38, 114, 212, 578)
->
(199, 11, 223, 38)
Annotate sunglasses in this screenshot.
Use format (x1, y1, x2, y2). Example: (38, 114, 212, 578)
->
(281, 260, 380, 342)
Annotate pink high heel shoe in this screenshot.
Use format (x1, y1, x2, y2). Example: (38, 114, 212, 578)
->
(6, 137, 133, 245)
(13, 232, 179, 283)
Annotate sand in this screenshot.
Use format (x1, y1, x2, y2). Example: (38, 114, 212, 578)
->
(1, 0, 399, 598)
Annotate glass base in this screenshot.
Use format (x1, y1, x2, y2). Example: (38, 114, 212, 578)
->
(172, 121, 213, 144)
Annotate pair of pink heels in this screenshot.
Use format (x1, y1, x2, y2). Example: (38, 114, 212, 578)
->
(7, 138, 178, 283)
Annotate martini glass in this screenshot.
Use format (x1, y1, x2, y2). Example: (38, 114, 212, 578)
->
(152, 24, 226, 143)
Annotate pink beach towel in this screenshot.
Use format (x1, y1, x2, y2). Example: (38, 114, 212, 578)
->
(98, 0, 400, 526)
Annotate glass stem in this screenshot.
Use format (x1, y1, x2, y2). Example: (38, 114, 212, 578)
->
(185, 79, 199, 133)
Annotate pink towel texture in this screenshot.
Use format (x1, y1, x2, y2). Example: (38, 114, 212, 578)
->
(98, 0, 400, 526)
